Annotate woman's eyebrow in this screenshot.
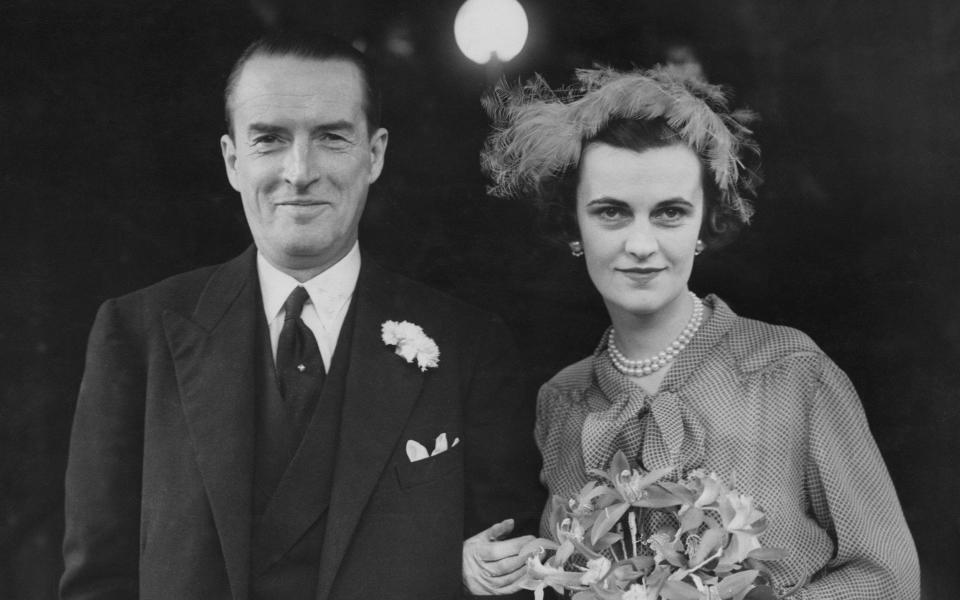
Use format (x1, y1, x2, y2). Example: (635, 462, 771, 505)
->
(655, 198, 695, 207)
(585, 197, 630, 206)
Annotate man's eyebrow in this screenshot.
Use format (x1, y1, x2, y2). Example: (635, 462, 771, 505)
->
(312, 120, 357, 133)
(246, 123, 286, 136)
(245, 120, 358, 135)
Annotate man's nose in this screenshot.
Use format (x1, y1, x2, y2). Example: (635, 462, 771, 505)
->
(623, 222, 658, 259)
(282, 140, 320, 188)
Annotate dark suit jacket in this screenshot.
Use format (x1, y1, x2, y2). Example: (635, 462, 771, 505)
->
(61, 247, 543, 600)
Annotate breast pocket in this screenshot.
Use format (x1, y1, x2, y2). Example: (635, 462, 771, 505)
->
(394, 443, 463, 490)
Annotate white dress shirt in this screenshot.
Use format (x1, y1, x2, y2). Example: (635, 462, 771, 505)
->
(257, 243, 361, 370)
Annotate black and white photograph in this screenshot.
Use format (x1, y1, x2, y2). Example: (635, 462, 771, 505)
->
(1, 0, 956, 598)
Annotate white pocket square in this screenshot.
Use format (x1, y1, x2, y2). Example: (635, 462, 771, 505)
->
(406, 432, 460, 463)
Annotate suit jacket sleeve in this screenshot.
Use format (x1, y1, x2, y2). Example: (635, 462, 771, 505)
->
(458, 315, 545, 600)
(462, 314, 544, 541)
(61, 298, 146, 599)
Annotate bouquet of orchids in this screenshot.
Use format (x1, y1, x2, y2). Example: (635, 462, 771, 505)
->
(518, 451, 789, 600)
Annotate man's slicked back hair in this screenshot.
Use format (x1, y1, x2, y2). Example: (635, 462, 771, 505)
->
(224, 30, 381, 138)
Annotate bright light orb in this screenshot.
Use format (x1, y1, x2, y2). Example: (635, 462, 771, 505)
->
(454, 0, 529, 64)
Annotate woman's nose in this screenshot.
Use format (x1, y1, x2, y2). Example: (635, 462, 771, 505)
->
(623, 224, 658, 259)
(282, 140, 320, 188)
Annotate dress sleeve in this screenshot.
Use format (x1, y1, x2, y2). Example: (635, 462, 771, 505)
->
(61, 298, 145, 599)
(533, 382, 555, 465)
(798, 356, 920, 600)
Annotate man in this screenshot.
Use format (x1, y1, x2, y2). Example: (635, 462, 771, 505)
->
(61, 32, 542, 600)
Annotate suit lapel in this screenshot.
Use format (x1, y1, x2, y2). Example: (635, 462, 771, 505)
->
(315, 263, 431, 600)
(162, 247, 258, 600)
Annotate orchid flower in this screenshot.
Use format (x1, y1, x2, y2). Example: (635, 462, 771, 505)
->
(588, 451, 676, 507)
(691, 472, 725, 508)
(529, 460, 784, 600)
(717, 492, 766, 564)
(579, 557, 612, 586)
(519, 552, 586, 600)
(621, 582, 652, 600)
(559, 516, 587, 544)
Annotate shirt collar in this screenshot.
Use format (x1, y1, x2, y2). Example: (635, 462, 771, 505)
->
(257, 242, 362, 321)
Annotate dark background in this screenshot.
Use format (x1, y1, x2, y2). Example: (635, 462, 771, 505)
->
(2, 0, 958, 597)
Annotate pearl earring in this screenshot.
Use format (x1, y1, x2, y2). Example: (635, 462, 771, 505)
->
(695, 239, 706, 256)
(569, 240, 584, 257)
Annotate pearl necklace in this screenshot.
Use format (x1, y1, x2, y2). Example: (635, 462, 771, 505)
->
(607, 292, 704, 377)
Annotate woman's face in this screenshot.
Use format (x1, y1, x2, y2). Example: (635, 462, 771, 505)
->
(575, 142, 704, 320)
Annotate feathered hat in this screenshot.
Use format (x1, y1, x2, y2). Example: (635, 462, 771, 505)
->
(480, 65, 760, 222)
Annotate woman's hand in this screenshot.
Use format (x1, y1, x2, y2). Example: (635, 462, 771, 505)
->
(462, 518, 536, 595)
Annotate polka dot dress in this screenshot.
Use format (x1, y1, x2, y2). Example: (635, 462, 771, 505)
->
(534, 295, 920, 599)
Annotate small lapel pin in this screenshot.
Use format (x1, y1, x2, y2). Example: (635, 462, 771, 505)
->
(297, 364, 306, 372)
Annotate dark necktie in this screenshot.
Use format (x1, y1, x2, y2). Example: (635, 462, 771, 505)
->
(276, 286, 326, 437)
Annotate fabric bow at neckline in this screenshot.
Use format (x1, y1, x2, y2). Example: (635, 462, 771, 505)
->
(580, 327, 707, 479)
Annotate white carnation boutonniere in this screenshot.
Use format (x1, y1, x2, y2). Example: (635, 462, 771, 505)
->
(381, 320, 440, 372)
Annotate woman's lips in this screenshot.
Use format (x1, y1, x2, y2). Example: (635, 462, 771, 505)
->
(616, 267, 665, 283)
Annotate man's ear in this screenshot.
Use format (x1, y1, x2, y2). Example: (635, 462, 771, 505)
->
(367, 127, 388, 184)
(220, 134, 240, 192)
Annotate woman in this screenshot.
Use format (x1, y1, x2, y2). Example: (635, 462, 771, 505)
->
(477, 67, 920, 598)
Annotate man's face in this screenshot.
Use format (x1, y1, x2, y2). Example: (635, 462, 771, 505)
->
(221, 55, 387, 276)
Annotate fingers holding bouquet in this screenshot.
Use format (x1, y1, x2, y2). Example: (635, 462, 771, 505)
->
(462, 518, 542, 594)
